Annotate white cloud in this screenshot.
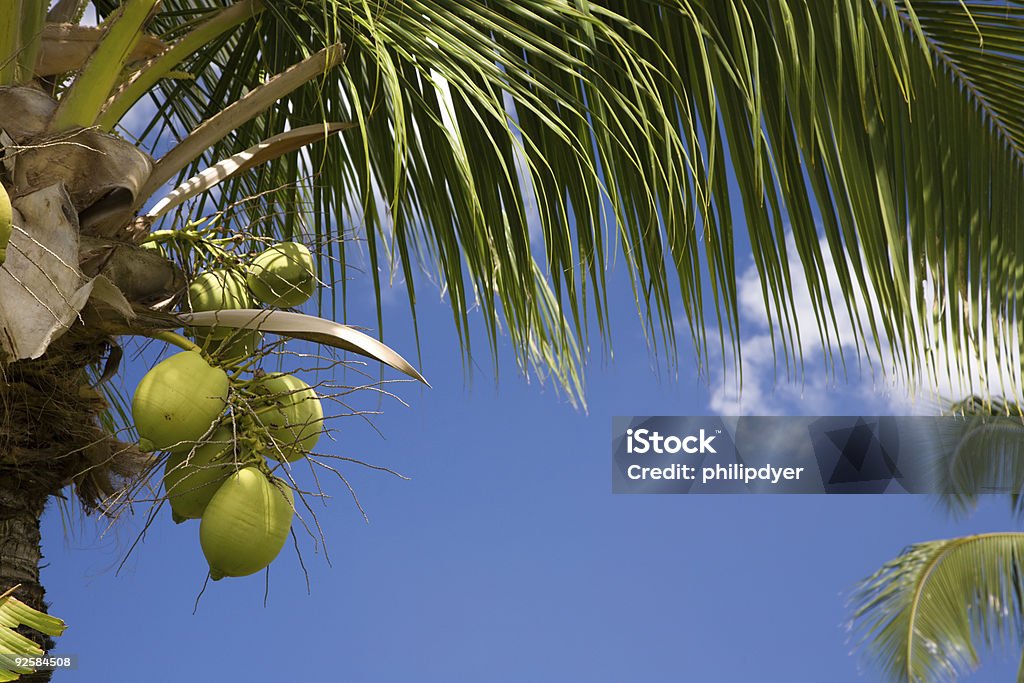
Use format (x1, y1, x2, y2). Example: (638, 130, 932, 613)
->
(706, 231, 1020, 416)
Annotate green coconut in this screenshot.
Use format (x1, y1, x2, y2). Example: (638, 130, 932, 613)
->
(199, 467, 294, 580)
(132, 351, 229, 452)
(246, 242, 316, 308)
(187, 268, 254, 341)
(197, 330, 262, 364)
(252, 373, 323, 462)
(163, 426, 238, 522)
(188, 268, 252, 313)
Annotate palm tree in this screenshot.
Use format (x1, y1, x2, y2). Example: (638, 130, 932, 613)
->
(2, 0, 1023, 678)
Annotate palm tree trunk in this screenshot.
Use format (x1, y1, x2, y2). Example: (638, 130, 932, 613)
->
(0, 486, 51, 624)
(0, 350, 94, 683)
(0, 342, 152, 682)
(0, 481, 55, 683)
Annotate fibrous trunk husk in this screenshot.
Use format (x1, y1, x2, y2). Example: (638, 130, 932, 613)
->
(0, 85, 166, 667)
(0, 487, 53, 683)
(0, 333, 154, 513)
(0, 331, 153, 682)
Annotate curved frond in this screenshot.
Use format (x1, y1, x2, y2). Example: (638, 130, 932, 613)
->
(930, 413, 1024, 516)
(925, 396, 1024, 516)
(851, 533, 1024, 683)
(147, 123, 355, 219)
(179, 308, 429, 383)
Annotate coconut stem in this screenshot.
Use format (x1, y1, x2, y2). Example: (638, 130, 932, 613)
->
(227, 353, 265, 378)
(150, 330, 203, 354)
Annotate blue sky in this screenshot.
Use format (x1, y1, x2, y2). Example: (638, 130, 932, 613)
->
(37, 255, 1024, 682)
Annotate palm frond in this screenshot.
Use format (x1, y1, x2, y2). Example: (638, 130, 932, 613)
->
(929, 413, 1024, 516)
(50, 0, 162, 130)
(82, 0, 1024, 406)
(850, 533, 1024, 682)
(923, 396, 1024, 516)
(0, 585, 66, 681)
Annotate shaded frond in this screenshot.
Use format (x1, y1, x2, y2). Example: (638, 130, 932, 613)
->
(930, 411, 1024, 516)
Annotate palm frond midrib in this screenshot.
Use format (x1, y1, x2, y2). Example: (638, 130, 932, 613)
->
(893, 0, 1024, 170)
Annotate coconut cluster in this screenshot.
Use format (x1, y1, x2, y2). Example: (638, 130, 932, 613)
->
(132, 351, 324, 580)
(185, 241, 317, 363)
(128, 241, 327, 580)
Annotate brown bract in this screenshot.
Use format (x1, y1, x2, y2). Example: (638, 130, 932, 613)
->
(0, 86, 173, 517)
